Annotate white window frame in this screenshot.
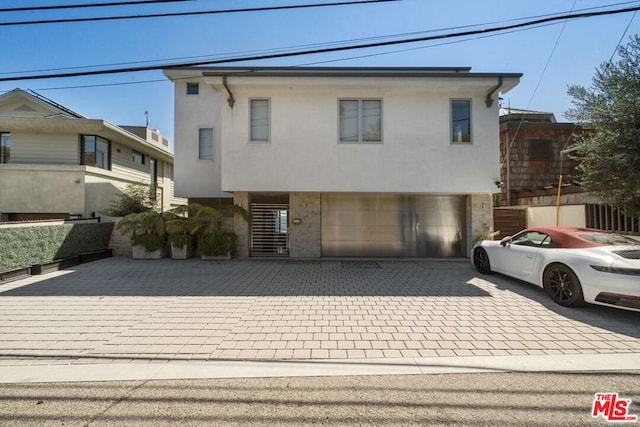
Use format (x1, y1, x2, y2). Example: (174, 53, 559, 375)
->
(249, 98, 270, 143)
(450, 99, 472, 144)
(338, 99, 383, 144)
(198, 127, 214, 161)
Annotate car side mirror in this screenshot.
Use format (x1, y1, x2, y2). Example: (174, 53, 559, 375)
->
(500, 236, 512, 247)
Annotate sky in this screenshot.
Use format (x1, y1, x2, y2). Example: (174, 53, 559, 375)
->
(1, 0, 639, 151)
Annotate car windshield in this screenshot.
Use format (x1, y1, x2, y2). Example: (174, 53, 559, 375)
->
(580, 233, 640, 246)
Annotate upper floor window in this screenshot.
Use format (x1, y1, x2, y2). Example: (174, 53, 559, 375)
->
(198, 128, 214, 160)
(250, 99, 270, 142)
(0, 132, 10, 163)
(132, 150, 145, 165)
(339, 99, 382, 143)
(451, 99, 471, 143)
(81, 135, 110, 170)
(186, 83, 199, 95)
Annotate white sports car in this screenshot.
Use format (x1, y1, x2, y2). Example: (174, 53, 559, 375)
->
(472, 227, 640, 312)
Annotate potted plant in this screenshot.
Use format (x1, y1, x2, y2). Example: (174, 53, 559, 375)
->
(189, 203, 250, 260)
(115, 210, 169, 259)
(165, 205, 198, 259)
(198, 230, 237, 260)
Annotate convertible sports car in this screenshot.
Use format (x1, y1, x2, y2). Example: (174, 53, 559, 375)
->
(472, 227, 640, 312)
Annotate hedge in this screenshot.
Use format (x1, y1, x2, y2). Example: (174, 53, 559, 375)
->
(0, 222, 115, 271)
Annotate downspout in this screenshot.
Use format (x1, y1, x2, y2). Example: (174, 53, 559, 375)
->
(223, 75, 235, 108)
(485, 76, 503, 108)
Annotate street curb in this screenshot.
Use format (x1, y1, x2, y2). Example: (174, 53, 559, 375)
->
(1, 352, 639, 383)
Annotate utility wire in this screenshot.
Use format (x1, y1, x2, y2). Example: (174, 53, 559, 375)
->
(0, 16, 555, 76)
(1, 1, 634, 76)
(0, 0, 399, 26)
(24, 23, 561, 92)
(503, 0, 577, 205)
(0, 0, 192, 13)
(2, 4, 639, 82)
(608, 5, 639, 61)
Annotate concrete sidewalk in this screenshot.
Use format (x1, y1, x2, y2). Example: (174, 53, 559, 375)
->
(0, 258, 639, 382)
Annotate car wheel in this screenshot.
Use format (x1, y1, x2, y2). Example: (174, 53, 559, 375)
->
(473, 248, 492, 274)
(543, 263, 584, 307)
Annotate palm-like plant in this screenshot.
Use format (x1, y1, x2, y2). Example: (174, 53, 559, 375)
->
(165, 204, 200, 250)
(186, 203, 250, 257)
(116, 210, 168, 251)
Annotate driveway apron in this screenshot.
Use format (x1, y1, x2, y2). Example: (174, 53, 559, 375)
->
(0, 258, 638, 364)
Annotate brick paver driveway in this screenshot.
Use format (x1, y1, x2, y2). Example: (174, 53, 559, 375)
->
(0, 258, 638, 363)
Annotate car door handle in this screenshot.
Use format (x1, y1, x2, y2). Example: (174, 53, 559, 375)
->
(526, 255, 534, 259)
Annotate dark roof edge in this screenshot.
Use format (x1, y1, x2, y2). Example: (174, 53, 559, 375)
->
(166, 66, 522, 79)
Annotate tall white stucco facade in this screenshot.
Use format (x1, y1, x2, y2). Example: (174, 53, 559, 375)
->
(165, 67, 521, 258)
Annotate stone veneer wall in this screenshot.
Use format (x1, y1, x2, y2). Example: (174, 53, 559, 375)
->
(233, 192, 251, 258)
(288, 192, 321, 258)
(468, 193, 494, 256)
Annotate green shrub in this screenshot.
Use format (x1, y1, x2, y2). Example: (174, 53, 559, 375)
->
(0, 222, 114, 271)
(103, 183, 157, 217)
(198, 231, 237, 256)
(168, 233, 194, 249)
(132, 234, 166, 252)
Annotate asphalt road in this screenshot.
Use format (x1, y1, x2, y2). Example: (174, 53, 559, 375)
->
(1, 371, 638, 426)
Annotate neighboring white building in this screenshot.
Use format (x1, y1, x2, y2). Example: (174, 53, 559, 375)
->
(164, 67, 521, 258)
(0, 89, 182, 221)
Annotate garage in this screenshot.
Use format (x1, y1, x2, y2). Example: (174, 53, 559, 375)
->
(321, 194, 467, 257)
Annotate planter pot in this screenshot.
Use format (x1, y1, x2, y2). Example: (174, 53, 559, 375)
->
(132, 245, 169, 259)
(170, 243, 193, 260)
(201, 253, 231, 260)
(0, 266, 32, 283)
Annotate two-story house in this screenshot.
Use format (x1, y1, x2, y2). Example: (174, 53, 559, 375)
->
(164, 67, 521, 258)
(0, 89, 180, 221)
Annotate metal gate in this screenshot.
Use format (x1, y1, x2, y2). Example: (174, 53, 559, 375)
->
(250, 203, 289, 256)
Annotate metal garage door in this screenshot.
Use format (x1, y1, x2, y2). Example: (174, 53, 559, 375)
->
(321, 194, 467, 257)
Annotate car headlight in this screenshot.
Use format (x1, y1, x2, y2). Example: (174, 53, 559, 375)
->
(590, 265, 640, 276)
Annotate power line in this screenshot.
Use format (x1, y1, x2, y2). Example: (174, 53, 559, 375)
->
(0, 0, 192, 13)
(608, 7, 639, 62)
(295, 22, 562, 67)
(0, 0, 399, 26)
(2, 1, 634, 76)
(0, 16, 553, 76)
(503, 0, 578, 205)
(2, 4, 639, 82)
(22, 23, 561, 92)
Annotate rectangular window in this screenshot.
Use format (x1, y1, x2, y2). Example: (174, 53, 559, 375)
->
(81, 135, 111, 169)
(339, 99, 382, 143)
(451, 99, 471, 143)
(198, 128, 214, 160)
(186, 83, 199, 95)
(132, 150, 145, 165)
(529, 139, 552, 161)
(0, 132, 10, 163)
(149, 157, 157, 200)
(250, 99, 270, 142)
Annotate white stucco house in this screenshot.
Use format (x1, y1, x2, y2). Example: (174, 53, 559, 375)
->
(163, 67, 521, 258)
(0, 89, 181, 221)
